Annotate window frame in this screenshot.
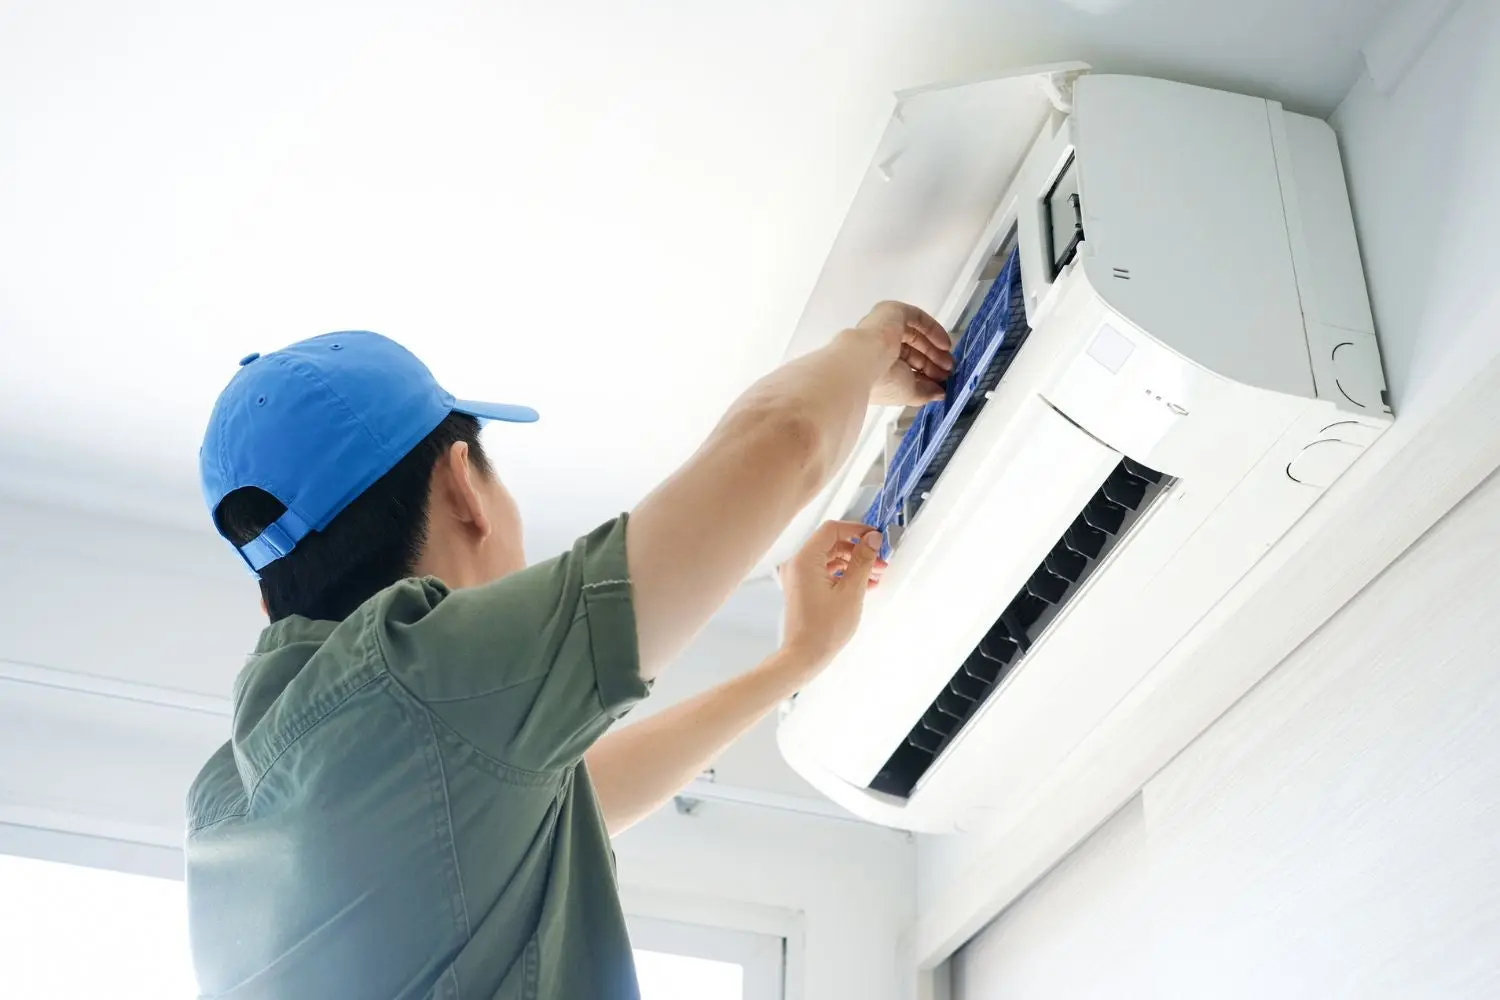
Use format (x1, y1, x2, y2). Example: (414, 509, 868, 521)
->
(623, 888, 803, 1000)
(630, 916, 782, 1000)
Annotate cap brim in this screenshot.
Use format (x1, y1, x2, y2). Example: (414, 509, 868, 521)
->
(454, 399, 540, 424)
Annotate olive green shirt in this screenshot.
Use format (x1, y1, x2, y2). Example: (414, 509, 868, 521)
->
(185, 517, 647, 999)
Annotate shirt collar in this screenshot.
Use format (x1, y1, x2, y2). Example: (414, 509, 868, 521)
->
(252, 615, 340, 655)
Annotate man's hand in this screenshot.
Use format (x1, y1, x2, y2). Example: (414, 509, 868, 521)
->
(587, 520, 886, 837)
(778, 520, 886, 666)
(625, 297, 941, 679)
(853, 301, 954, 407)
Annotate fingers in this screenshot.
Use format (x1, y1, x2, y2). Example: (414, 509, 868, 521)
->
(795, 519, 879, 568)
(902, 303, 952, 351)
(835, 529, 883, 590)
(795, 520, 888, 589)
(902, 334, 954, 378)
(825, 541, 887, 583)
(895, 303, 954, 372)
(863, 300, 953, 373)
(899, 343, 951, 383)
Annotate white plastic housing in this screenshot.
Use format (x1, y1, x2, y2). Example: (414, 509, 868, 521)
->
(775, 72, 1390, 833)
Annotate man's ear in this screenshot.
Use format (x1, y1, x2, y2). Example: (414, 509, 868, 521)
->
(440, 441, 493, 541)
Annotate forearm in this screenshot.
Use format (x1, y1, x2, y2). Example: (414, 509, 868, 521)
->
(626, 330, 897, 675)
(585, 646, 827, 836)
(741, 327, 899, 485)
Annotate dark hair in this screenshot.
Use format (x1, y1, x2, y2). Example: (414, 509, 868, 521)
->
(214, 412, 492, 623)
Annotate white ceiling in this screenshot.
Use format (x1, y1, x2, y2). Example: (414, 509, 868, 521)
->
(0, 0, 1394, 560)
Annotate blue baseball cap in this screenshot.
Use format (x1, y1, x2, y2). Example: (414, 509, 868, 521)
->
(200, 330, 537, 574)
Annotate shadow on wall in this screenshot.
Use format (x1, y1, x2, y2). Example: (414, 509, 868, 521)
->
(1332, 0, 1496, 410)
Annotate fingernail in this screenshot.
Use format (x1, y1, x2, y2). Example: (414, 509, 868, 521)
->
(863, 530, 883, 550)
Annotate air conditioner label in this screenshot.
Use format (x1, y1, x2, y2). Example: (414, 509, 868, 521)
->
(1088, 323, 1135, 374)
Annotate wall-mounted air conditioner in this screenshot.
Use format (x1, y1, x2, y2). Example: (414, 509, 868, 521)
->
(774, 68, 1390, 833)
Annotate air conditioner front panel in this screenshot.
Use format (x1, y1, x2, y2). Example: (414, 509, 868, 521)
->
(777, 395, 1361, 833)
(779, 395, 1121, 787)
(910, 400, 1336, 829)
(780, 63, 1088, 364)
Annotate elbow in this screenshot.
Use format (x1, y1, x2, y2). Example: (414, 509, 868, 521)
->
(736, 398, 829, 493)
(777, 407, 829, 487)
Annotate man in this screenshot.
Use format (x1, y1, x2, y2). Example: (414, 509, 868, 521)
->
(186, 302, 953, 998)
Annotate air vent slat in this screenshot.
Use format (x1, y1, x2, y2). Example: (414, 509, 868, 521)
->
(922, 701, 954, 723)
(873, 743, 935, 793)
(1122, 457, 1164, 484)
(963, 649, 1004, 684)
(867, 456, 1173, 800)
(1083, 497, 1127, 534)
(977, 627, 1019, 665)
(1006, 593, 1048, 632)
(1027, 568, 1069, 604)
(1065, 521, 1107, 559)
(1101, 468, 1149, 509)
(929, 698, 964, 723)
(937, 689, 975, 717)
(919, 716, 958, 743)
(909, 727, 943, 752)
(950, 671, 988, 699)
(1046, 544, 1087, 583)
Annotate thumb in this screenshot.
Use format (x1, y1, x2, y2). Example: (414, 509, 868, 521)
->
(838, 530, 883, 590)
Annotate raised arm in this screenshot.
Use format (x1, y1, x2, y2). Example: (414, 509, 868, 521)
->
(625, 302, 952, 679)
(588, 520, 886, 834)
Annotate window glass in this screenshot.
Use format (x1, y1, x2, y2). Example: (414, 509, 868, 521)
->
(0, 853, 196, 1000)
(635, 948, 745, 1000)
(0, 853, 783, 1000)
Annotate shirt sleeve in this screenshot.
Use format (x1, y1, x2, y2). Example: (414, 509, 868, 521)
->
(371, 515, 648, 773)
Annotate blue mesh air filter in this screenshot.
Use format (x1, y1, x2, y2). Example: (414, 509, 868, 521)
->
(864, 248, 1029, 556)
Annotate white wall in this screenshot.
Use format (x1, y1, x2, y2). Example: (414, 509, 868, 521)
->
(0, 498, 253, 876)
(954, 443, 1500, 1000)
(618, 805, 915, 1000)
(937, 3, 1500, 995)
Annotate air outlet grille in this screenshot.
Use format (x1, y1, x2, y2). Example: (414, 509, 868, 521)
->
(867, 457, 1171, 799)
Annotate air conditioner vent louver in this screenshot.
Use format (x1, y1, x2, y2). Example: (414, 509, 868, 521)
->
(868, 456, 1172, 799)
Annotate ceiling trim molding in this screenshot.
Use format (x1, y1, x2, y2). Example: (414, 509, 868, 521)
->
(0, 662, 869, 844)
(0, 659, 231, 717)
(0, 820, 184, 881)
(0, 803, 182, 851)
(676, 777, 876, 827)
